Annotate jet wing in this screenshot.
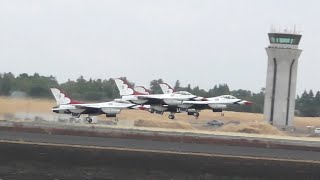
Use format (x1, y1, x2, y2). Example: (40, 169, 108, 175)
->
(136, 95, 163, 100)
(73, 104, 101, 109)
(73, 103, 138, 109)
(135, 96, 165, 104)
(182, 100, 236, 105)
(52, 106, 72, 110)
(136, 95, 196, 104)
(182, 101, 215, 104)
(182, 101, 228, 110)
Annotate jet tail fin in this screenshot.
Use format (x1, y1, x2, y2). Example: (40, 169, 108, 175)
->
(113, 78, 146, 96)
(159, 83, 175, 94)
(50, 88, 82, 105)
(134, 86, 150, 95)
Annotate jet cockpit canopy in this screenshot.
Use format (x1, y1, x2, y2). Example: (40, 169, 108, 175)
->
(174, 91, 192, 95)
(219, 95, 237, 99)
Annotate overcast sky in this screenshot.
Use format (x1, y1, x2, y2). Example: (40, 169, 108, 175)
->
(0, 0, 319, 94)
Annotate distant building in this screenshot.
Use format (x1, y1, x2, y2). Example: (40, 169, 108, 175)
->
(10, 91, 27, 98)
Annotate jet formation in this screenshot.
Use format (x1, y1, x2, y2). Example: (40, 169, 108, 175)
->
(51, 78, 252, 123)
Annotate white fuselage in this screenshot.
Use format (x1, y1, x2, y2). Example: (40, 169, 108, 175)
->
(53, 100, 143, 115)
(205, 97, 241, 105)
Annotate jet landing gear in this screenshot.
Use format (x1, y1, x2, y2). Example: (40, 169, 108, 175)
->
(71, 113, 81, 118)
(168, 113, 175, 120)
(212, 109, 224, 117)
(86, 117, 93, 123)
(168, 114, 175, 120)
(193, 112, 200, 119)
(187, 111, 200, 119)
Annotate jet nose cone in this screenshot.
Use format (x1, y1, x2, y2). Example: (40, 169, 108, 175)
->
(137, 105, 150, 110)
(244, 101, 253, 105)
(139, 106, 146, 110)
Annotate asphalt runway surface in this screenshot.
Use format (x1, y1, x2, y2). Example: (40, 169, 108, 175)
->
(0, 130, 319, 161)
(1, 129, 320, 179)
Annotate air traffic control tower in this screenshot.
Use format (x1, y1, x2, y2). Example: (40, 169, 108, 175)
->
(264, 30, 302, 127)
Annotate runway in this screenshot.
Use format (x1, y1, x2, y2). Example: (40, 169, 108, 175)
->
(0, 139, 319, 179)
(0, 130, 320, 162)
(1, 122, 320, 179)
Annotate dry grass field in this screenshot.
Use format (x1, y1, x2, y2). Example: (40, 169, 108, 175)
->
(294, 116, 320, 128)
(218, 121, 286, 136)
(0, 96, 55, 115)
(0, 96, 319, 131)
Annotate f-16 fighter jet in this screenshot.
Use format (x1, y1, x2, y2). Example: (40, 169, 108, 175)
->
(159, 83, 253, 118)
(50, 88, 148, 123)
(113, 78, 204, 119)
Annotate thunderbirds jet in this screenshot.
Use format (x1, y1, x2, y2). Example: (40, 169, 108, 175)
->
(159, 83, 253, 118)
(181, 95, 253, 117)
(113, 78, 204, 119)
(50, 88, 148, 123)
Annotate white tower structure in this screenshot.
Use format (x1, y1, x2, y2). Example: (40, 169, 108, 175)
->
(264, 29, 302, 127)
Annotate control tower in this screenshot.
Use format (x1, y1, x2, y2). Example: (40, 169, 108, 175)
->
(264, 29, 302, 127)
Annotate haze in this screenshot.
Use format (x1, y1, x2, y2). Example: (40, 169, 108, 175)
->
(0, 0, 319, 94)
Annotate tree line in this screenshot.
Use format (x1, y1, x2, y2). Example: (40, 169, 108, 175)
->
(0, 72, 319, 117)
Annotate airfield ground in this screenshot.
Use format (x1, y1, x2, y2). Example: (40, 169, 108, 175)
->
(1, 96, 320, 136)
(1, 97, 320, 179)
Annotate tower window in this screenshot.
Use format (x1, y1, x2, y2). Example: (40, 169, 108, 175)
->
(268, 33, 301, 45)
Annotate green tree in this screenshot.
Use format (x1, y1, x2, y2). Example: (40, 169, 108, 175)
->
(174, 80, 181, 91)
(150, 79, 163, 94)
(186, 84, 192, 93)
(315, 91, 320, 116)
(0, 72, 15, 95)
(297, 90, 318, 117)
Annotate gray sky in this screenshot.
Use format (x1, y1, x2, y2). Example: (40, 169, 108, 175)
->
(0, 0, 319, 94)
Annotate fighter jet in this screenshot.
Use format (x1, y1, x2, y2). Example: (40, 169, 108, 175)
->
(50, 88, 148, 123)
(181, 95, 253, 118)
(159, 83, 252, 118)
(113, 78, 204, 119)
